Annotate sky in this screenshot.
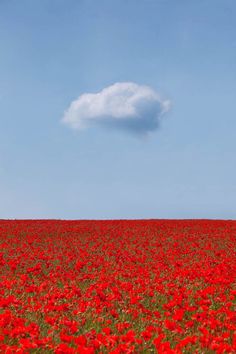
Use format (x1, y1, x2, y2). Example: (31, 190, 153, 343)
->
(0, 0, 236, 219)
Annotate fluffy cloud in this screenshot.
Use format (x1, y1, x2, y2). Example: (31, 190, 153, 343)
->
(62, 82, 170, 136)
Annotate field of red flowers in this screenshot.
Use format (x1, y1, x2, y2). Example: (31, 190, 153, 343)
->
(0, 219, 235, 353)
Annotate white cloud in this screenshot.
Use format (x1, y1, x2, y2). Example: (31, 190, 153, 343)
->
(62, 82, 171, 136)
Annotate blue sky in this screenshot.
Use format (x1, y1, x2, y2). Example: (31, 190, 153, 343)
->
(0, 0, 236, 219)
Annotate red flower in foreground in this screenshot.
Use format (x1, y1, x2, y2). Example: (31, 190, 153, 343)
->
(0, 219, 235, 352)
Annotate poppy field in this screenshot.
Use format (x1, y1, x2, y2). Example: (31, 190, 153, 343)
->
(0, 219, 236, 353)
